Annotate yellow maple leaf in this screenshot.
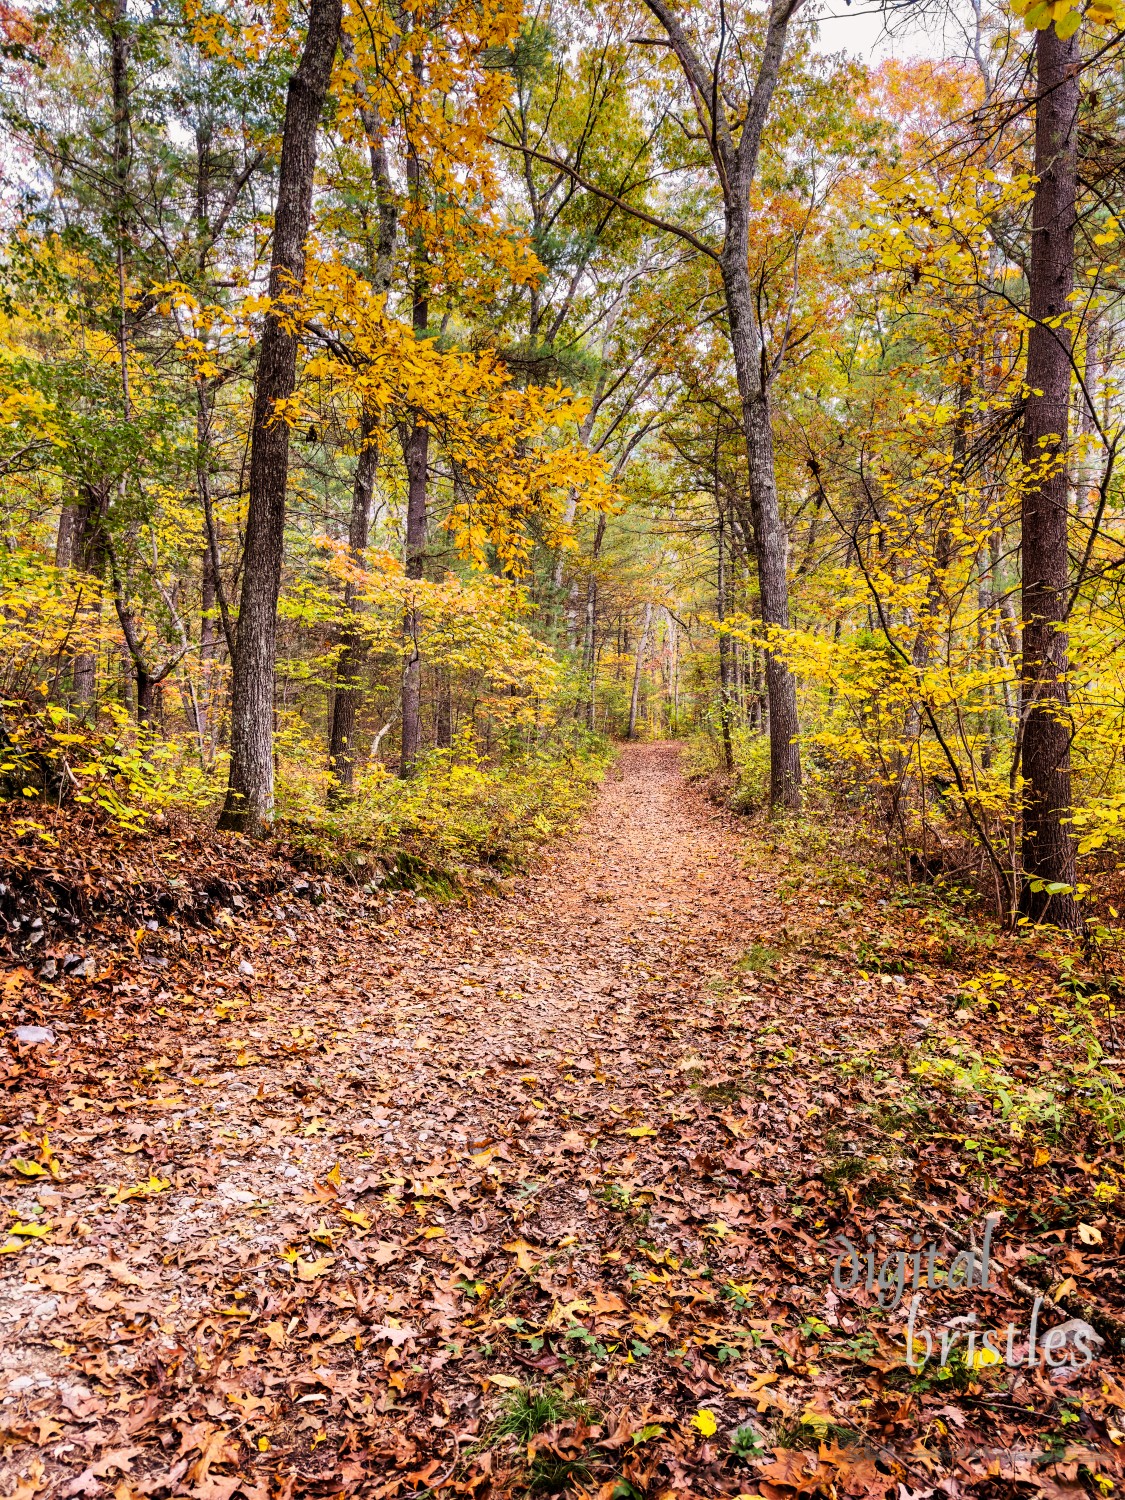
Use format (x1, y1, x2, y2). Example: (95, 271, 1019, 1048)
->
(691, 1409, 718, 1438)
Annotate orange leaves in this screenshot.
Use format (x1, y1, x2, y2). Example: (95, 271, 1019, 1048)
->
(501, 1237, 541, 1273)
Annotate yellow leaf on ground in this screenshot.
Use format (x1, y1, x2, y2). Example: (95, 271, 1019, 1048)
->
(627, 1125, 657, 1137)
(11, 1158, 47, 1178)
(10, 1221, 52, 1238)
(1078, 1223, 1104, 1245)
(691, 1409, 718, 1437)
(423, 1226, 446, 1238)
(339, 1209, 371, 1230)
(108, 1174, 170, 1205)
(488, 1373, 523, 1389)
(295, 1255, 333, 1281)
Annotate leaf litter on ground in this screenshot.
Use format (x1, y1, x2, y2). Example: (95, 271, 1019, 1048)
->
(0, 743, 1122, 1498)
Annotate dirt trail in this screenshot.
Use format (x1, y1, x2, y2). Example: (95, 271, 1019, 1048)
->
(5, 743, 1119, 1498)
(368, 741, 765, 1147)
(3, 742, 799, 1498)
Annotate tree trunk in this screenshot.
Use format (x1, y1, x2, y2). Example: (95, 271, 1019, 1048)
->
(399, 97, 429, 781)
(583, 511, 607, 730)
(399, 418, 428, 776)
(325, 46, 396, 799)
(435, 665, 453, 748)
(1018, 24, 1081, 930)
(628, 602, 652, 740)
(717, 504, 733, 773)
(59, 485, 109, 713)
(328, 437, 376, 800)
(721, 202, 801, 808)
(737, 370, 800, 808)
(642, 0, 803, 809)
(218, 0, 342, 835)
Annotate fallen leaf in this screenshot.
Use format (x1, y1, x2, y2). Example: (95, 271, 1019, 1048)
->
(294, 1255, 333, 1281)
(503, 1238, 540, 1272)
(10, 1159, 47, 1178)
(691, 1409, 718, 1437)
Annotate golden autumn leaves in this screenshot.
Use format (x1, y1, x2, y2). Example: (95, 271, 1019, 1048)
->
(158, 261, 616, 578)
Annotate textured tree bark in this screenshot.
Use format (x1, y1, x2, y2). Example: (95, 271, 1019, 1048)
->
(435, 665, 453, 749)
(398, 83, 429, 781)
(628, 602, 652, 740)
(643, 0, 803, 809)
(727, 282, 801, 808)
(328, 438, 377, 799)
(584, 511, 607, 730)
(327, 46, 395, 797)
(57, 485, 109, 712)
(218, 0, 342, 834)
(717, 502, 734, 773)
(399, 419, 429, 776)
(1019, 25, 1081, 930)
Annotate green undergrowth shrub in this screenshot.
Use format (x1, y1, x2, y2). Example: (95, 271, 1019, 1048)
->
(283, 728, 613, 879)
(682, 725, 771, 813)
(3, 692, 612, 886)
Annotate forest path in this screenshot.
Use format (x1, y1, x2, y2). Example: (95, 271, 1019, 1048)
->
(5, 740, 816, 1499)
(12, 745, 1104, 1498)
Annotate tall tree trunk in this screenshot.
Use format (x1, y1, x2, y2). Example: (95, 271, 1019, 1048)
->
(218, 0, 342, 835)
(584, 511, 607, 730)
(642, 0, 803, 810)
(197, 383, 236, 658)
(399, 80, 429, 781)
(717, 502, 734, 773)
(435, 665, 452, 749)
(628, 602, 652, 740)
(328, 437, 377, 799)
(1019, 24, 1081, 930)
(399, 418, 428, 776)
(58, 485, 109, 713)
(726, 284, 801, 807)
